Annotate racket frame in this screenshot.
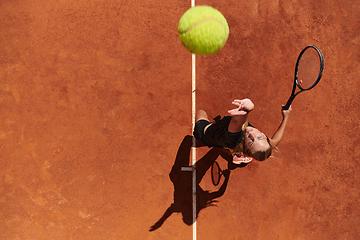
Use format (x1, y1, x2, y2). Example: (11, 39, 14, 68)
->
(283, 45, 324, 110)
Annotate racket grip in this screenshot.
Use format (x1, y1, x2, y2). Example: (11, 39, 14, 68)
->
(283, 97, 293, 110)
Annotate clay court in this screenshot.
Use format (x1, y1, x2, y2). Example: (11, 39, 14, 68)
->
(1, 0, 360, 239)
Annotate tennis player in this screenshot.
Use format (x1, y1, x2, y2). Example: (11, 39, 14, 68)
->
(193, 98, 292, 163)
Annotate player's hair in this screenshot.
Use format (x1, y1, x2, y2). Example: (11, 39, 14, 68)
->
(231, 122, 272, 161)
(246, 138, 272, 161)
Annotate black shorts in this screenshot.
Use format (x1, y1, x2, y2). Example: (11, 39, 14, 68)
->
(193, 115, 247, 149)
(193, 119, 212, 146)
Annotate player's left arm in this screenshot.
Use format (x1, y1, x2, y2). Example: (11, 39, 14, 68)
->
(270, 105, 292, 147)
(227, 99, 254, 133)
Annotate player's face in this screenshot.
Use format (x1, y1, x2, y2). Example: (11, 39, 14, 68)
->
(244, 127, 269, 153)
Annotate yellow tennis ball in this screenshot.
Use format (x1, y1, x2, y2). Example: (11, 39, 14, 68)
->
(178, 6, 229, 55)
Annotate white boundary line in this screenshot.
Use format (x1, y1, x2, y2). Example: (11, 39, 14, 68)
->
(190, 1, 196, 239)
(191, 2, 196, 240)
(191, 52, 196, 240)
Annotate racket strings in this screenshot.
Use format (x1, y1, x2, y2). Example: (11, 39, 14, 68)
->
(297, 48, 321, 90)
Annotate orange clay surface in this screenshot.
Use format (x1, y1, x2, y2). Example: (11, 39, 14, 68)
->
(1, 0, 360, 239)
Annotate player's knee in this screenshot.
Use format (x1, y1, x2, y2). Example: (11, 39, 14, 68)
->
(196, 110, 208, 121)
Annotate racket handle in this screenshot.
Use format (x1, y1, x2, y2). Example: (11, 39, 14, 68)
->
(283, 97, 293, 110)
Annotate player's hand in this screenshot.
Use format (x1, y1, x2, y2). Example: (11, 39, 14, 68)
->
(281, 105, 292, 119)
(228, 99, 254, 115)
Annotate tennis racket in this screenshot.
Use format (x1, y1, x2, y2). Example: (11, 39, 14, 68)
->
(211, 161, 224, 186)
(283, 45, 324, 110)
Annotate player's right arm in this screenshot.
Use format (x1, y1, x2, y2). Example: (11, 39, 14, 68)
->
(270, 105, 292, 147)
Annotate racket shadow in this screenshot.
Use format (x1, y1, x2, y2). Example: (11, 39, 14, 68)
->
(149, 135, 233, 231)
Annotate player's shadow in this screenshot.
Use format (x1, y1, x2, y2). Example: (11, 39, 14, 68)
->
(149, 135, 247, 232)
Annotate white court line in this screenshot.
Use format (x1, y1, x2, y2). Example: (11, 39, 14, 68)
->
(181, 166, 193, 171)
(191, 52, 196, 240)
(190, 1, 196, 239)
(191, 2, 196, 238)
(181, 3, 196, 239)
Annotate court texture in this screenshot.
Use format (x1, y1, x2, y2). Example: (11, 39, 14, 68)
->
(1, 0, 359, 239)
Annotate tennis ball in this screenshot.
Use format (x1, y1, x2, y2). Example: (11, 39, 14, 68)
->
(178, 6, 229, 55)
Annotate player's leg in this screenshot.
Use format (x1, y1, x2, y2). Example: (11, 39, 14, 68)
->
(195, 110, 209, 122)
(195, 110, 213, 135)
